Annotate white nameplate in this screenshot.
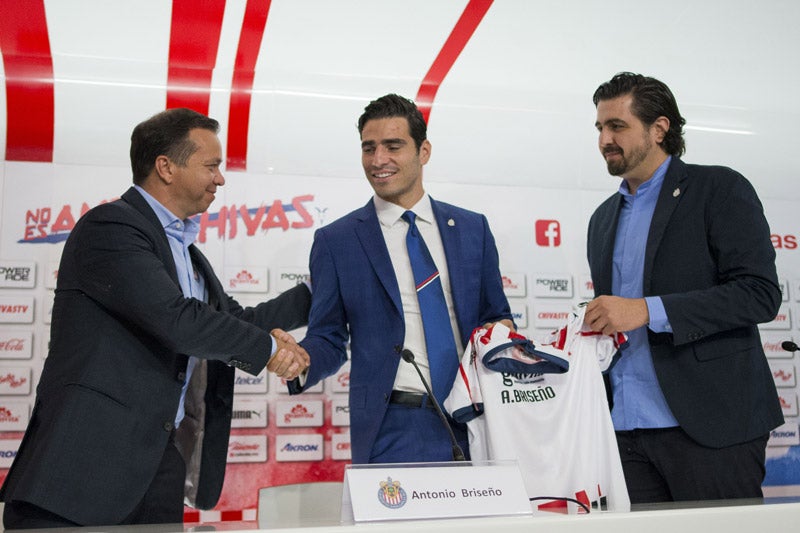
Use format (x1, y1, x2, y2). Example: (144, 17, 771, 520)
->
(341, 461, 531, 523)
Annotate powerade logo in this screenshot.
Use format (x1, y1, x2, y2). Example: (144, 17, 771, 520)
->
(280, 273, 310, 283)
(0, 266, 32, 283)
(19, 195, 317, 244)
(533, 276, 573, 298)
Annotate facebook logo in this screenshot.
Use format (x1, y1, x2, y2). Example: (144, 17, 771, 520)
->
(535, 220, 561, 247)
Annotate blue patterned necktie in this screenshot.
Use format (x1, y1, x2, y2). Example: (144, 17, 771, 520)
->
(402, 210, 459, 405)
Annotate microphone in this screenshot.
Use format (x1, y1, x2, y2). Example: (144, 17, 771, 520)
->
(781, 340, 799, 352)
(399, 348, 466, 461)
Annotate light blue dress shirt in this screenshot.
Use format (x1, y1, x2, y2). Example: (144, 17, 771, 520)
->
(134, 186, 204, 427)
(609, 157, 679, 430)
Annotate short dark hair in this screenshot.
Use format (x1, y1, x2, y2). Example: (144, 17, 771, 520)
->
(593, 72, 686, 157)
(357, 94, 427, 150)
(130, 108, 220, 184)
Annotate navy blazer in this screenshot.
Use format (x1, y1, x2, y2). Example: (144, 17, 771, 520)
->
(587, 158, 783, 448)
(291, 197, 512, 463)
(0, 188, 311, 525)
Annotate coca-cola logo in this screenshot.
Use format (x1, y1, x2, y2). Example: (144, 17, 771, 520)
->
(0, 338, 25, 351)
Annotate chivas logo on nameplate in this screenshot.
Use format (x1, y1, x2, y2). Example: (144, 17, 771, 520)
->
(377, 477, 407, 509)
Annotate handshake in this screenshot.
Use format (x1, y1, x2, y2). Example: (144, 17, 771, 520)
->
(266, 329, 310, 381)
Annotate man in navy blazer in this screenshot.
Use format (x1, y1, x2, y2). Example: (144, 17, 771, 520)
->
(0, 109, 311, 528)
(585, 73, 783, 503)
(283, 94, 513, 464)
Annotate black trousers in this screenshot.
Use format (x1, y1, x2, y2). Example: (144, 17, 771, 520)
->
(616, 427, 769, 504)
(3, 433, 186, 529)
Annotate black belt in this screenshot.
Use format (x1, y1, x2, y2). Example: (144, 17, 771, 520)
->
(389, 390, 437, 409)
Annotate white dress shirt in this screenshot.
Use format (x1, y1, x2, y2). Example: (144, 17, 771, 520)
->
(373, 193, 464, 393)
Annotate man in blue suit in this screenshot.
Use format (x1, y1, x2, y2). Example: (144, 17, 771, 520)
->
(283, 94, 513, 464)
(585, 73, 783, 503)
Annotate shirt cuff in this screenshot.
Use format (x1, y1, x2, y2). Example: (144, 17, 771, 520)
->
(269, 333, 278, 357)
(296, 368, 308, 388)
(645, 296, 672, 333)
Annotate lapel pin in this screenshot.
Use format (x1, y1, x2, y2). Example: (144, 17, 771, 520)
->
(448, 219, 455, 226)
(673, 187, 680, 197)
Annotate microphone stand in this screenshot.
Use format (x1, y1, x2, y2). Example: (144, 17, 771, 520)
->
(400, 349, 466, 462)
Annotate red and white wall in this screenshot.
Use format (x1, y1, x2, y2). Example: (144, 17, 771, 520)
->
(1, 0, 799, 520)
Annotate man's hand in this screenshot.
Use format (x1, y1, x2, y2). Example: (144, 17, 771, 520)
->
(584, 296, 649, 335)
(482, 319, 516, 331)
(267, 329, 310, 380)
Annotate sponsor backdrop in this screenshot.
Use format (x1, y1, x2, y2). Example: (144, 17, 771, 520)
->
(1, 0, 799, 521)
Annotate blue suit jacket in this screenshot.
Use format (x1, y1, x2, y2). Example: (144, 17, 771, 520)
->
(587, 158, 783, 448)
(290, 197, 512, 463)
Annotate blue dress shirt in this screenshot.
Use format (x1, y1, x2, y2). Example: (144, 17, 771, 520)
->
(609, 157, 679, 430)
(134, 186, 205, 427)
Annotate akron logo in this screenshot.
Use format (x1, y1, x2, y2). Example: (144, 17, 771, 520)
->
(377, 477, 407, 509)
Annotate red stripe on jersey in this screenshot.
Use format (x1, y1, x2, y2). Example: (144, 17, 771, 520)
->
(457, 361, 473, 400)
(0, 0, 54, 161)
(166, 0, 226, 114)
(415, 0, 493, 123)
(226, 0, 272, 171)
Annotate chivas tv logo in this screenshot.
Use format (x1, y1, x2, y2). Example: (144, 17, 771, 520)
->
(535, 220, 561, 247)
(20, 196, 316, 244)
(377, 477, 407, 509)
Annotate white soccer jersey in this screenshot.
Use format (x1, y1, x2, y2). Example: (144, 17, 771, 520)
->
(444, 309, 630, 514)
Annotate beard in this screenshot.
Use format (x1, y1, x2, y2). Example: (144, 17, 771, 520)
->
(604, 146, 650, 176)
(603, 138, 651, 177)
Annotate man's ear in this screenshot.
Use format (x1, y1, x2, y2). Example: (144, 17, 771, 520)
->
(419, 139, 431, 165)
(652, 116, 670, 145)
(154, 155, 173, 184)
